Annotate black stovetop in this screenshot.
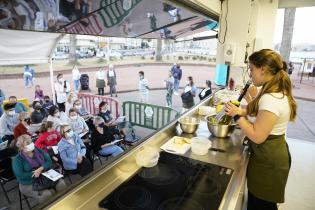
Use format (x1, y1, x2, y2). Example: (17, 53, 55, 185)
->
(99, 152, 233, 210)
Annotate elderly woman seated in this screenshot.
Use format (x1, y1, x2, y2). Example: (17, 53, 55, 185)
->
(91, 117, 124, 157)
(12, 134, 66, 204)
(57, 124, 93, 177)
(97, 101, 136, 142)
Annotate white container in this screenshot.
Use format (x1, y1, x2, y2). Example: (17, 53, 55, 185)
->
(191, 137, 212, 156)
(136, 148, 159, 168)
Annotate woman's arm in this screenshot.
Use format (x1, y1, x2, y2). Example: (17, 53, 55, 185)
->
(237, 110, 278, 144)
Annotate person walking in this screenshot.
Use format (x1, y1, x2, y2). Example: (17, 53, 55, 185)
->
(171, 64, 182, 95)
(107, 64, 118, 97)
(72, 65, 81, 93)
(164, 70, 174, 107)
(138, 71, 149, 103)
(96, 67, 106, 95)
(54, 73, 71, 112)
(224, 49, 296, 210)
(23, 65, 35, 88)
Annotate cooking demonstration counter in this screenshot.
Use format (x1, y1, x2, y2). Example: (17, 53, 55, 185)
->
(41, 97, 249, 210)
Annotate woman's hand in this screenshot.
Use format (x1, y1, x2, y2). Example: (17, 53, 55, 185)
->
(32, 166, 44, 178)
(224, 102, 241, 117)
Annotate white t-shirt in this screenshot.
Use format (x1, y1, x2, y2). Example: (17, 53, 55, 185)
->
(258, 93, 291, 135)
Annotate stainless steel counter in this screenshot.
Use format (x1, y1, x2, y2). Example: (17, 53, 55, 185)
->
(42, 98, 249, 210)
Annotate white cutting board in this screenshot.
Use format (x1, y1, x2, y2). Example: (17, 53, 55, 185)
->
(160, 136, 191, 155)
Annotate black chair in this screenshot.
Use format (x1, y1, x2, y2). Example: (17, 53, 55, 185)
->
(0, 157, 18, 204)
(18, 189, 33, 210)
(91, 148, 110, 166)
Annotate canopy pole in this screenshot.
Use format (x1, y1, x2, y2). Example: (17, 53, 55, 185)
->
(49, 58, 56, 104)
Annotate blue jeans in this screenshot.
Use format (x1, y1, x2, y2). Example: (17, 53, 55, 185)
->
(174, 79, 180, 92)
(24, 76, 33, 87)
(73, 79, 80, 92)
(99, 145, 123, 157)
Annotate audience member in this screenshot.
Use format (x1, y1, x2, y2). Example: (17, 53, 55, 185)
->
(67, 108, 89, 138)
(13, 112, 31, 140)
(42, 95, 54, 114)
(0, 103, 19, 144)
(31, 100, 47, 124)
(9, 96, 27, 113)
(47, 106, 68, 130)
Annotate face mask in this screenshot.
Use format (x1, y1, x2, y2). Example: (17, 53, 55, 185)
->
(8, 110, 15, 116)
(70, 115, 77, 120)
(45, 100, 50, 103)
(67, 130, 74, 138)
(25, 142, 35, 152)
(35, 105, 42, 110)
(101, 109, 107, 113)
(139, 75, 144, 79)
(98, 122, 105, 128)
(75, 105, 82, 109)
(54, 112, 60, 117)
(186, 80, 190, 85)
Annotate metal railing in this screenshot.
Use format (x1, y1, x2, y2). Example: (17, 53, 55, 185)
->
(122, 101, 180, 130)
(78, 93, 120, 119)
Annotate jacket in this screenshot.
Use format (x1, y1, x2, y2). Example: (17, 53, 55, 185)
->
(14, 102, 27, 113)
(0, 113, 19, 137)
(12, 148, 52, 185)
(57, 134, 86, 170)
(35, 131, 62, 152)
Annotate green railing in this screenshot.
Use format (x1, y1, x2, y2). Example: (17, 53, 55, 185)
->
(122, 101, 180, 130)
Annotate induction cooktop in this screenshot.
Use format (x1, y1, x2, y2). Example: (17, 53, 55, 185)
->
(99, 152, 233, 210)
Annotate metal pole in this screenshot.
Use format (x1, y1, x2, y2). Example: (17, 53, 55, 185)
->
(49, 58, 56, 104)
(300, 58, 306, 84)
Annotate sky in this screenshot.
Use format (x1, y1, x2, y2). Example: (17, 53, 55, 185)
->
(273, 7, 315, 45)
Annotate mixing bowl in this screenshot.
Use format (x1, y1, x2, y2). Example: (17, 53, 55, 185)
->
(205, 115, 236, 138)
(178, 117, 200, 134)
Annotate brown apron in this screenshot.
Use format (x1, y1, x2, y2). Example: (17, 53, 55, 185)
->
(247, 134, 291, 203)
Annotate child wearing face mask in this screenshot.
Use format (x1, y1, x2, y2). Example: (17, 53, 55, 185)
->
(47, 105, 69, 130)
(57, 124, 93, 177)
(13, 112, 32, 140)
(12, 134, 66, 204)
(31, 100, 47, 124)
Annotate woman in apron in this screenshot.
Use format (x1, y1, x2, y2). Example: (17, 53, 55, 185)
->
(225, 49, 297, 210)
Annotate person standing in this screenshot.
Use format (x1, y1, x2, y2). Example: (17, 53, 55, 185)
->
(172, 64, 182, 95)
(96, 67, 106, 95)
(107, 64, 118, 97)
(164, 70, 174, 107)
(198, 80, 212, 101)
(225, 49, 296, 210)
(23, 65, 35, 88)
(72, 65, 81, 93)
(138, 71, 149, 103)
(54, 74, 71, 112)
(288, 62, 294, 77)
(180, 76, 197, 113)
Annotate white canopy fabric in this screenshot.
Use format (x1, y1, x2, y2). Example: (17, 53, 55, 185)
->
(0, 29, 61, 66)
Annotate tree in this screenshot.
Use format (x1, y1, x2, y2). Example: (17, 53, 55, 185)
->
(68, 34, 79, 65)
(279, 8, 296, 63)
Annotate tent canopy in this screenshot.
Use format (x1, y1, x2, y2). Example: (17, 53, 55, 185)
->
(0, 29, 61, 66)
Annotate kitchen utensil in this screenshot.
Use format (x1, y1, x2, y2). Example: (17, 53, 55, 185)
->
(191, 137, 212, 155)
(178, 117, 200, 134)
(206, 115, 236, 138)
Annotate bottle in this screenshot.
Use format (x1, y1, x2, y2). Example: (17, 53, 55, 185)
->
(215, 80, 252, 124)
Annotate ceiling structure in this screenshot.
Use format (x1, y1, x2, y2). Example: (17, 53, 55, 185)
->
(0, 0, 218, 40)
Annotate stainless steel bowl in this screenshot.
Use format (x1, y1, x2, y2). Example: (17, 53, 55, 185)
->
(178, 117, 200, 134)
(205, 115, 236, 138)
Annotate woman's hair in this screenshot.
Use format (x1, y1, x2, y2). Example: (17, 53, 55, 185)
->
(99, 101, 108, 110)
(73, 99, 81, 106)
(67, 92, 76, 103)
(59, 124, 70, 138)
(93, 116, 104, 126)
(57, 73, 63, 79)
(48, 105, 59, 116)
(32, 100, 42, 108)
(247, 49, 297, 121)
(18, 112, 29, 121)
(16, 134, 32, 151)
(206, 80, 212, 88)
(39, 121, 54, 133)
(69, 108, 77, 115)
